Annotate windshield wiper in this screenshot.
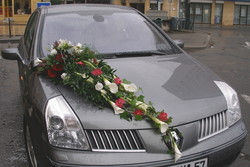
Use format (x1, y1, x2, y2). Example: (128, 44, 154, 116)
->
(104, 50, 169, 58)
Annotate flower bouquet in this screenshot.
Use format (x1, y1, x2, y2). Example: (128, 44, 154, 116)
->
(35, 39, 182, 162)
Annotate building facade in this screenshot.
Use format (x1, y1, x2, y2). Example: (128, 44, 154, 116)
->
(188, 0, 250, 26)
(0, 0, 250, 26)
(0, 0, 43, 23)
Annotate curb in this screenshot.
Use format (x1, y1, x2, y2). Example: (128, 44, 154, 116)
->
(184, 34, 211, 49)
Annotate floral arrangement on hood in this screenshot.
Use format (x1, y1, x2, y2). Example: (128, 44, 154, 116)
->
(35, 39, 182, 162)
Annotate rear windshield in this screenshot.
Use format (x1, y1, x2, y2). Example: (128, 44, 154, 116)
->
(41, 11, 176, 56)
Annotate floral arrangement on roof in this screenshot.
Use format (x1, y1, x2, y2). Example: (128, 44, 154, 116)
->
(35, 39, 182, 162)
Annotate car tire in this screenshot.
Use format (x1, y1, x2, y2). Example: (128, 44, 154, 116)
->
(23, 117, 39, 167)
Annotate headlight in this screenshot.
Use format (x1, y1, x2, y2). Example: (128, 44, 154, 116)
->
(215, 81, 241, 126)
(45, 96, 90, 150)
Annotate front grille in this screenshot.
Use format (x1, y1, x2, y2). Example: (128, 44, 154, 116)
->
(198, 110, 228, 141)
(86, 130, 146, 152)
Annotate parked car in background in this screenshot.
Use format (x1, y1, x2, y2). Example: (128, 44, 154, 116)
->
(1, 4, 246, 167)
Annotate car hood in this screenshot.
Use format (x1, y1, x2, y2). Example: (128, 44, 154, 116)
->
(57, 53, 227, 130)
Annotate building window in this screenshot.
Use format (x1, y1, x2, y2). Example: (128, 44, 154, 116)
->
(215, 4, 223, 24)
(234, 5, 250, 25)
(14, 0, 31, 15)
(150, 1, 162, 11)
(190, 3, 211, 24)
(179, 1, 186, 19)
(150, 3, 158, 10)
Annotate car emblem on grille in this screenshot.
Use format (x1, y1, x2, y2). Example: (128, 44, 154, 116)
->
(163, 128, 183, 152)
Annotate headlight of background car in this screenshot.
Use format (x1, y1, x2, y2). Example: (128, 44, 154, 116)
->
(45, 96, 90, 150)
(215, 81, 241, 127)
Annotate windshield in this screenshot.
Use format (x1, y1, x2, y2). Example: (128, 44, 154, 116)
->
(41, 11, 176, 56)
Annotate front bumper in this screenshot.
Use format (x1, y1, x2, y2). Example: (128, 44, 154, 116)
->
(46, 120, 246, 167)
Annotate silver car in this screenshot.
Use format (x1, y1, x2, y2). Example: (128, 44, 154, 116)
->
(2, 4, 246, 167)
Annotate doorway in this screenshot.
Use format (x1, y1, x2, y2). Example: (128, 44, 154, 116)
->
(190, 3, 211, 24)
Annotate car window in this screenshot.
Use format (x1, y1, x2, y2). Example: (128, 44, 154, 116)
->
(23, 11, 38, 58)
(41, 11, 177, 57)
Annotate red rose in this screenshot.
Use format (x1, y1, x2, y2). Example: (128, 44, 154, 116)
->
(76, 61, 85, 66)
(158, 112, 168, 121)
(115, 98, 126, 108)
(133, 109, 144, 116)
(47, 69, 57, 78)
(52, 64, 64, 71)
(114, 77, 122, 85)
(91, 68, 102, 76)
(55, 54, 63, 62)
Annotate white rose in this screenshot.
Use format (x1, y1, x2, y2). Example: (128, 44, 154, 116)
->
(58, 39, 72, 49)
(67, 47, 74, 55)
(50, 49, 57, 56)
(75, 48, 83, 54)
(121, 83, 138, 93)
(76, 43, 82, 48)
(59, 39, 65, 43)
(95, 82, 103, 91)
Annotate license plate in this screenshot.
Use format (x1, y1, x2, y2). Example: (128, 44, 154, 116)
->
(170, 158, 208, 167)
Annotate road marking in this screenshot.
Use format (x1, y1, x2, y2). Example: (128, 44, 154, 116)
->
(241, 94, 250, 104)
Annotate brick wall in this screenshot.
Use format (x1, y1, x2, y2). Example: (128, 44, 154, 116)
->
(211, 0, 216, 24)
(162, 0, 178, 17)
(222, 1, 235, 26)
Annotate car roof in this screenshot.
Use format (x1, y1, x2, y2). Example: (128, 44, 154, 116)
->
(39, 4, 137, 14)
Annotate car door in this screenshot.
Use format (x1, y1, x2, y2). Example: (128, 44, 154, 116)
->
(18, 11, 39, 110)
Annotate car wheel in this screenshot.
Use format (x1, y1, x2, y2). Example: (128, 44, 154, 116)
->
(24, 119, 38, 167)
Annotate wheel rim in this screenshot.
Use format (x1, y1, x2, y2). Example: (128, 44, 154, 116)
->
(25, 125, 38, 167)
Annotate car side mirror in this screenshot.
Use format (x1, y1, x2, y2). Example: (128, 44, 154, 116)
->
(1, 48, 21, 61)
(173, 40, 184, 49)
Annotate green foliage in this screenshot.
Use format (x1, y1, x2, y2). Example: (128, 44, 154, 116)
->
(137, 95, 145, 102)
(134, 115, 143, 121)
(120, 111, 132, 121)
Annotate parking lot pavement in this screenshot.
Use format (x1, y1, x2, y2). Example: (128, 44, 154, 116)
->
(167, 30, 211, 49)
(0, 43, 28, 167)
